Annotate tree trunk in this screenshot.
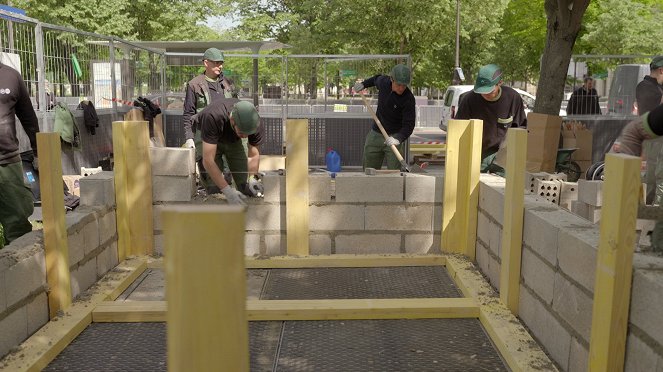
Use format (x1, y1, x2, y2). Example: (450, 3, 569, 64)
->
(535, 0, 590, 115)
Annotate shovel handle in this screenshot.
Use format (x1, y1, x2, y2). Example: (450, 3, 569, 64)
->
(359, 91, 406, 163)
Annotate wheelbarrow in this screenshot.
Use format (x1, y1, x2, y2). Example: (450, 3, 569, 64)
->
(555, 148, 582, 182)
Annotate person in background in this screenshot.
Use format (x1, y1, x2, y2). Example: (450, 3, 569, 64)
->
(455, 63, 527, 174)
(182, 48, 237, 194)
(0, 62, 39, 246)
(636, 56, 663, 205)
(566, 76, 602, 115)
(353, 64, 416, 170)
(194, 99, 263, 205)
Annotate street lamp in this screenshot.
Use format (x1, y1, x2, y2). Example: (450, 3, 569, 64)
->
(452, 0, 465, 85)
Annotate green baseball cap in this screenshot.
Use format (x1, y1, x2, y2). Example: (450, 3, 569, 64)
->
(231, 101, 260, 135)
(203, 48, 225, 62)
(473, 64, 503, 94)
(390, 64, 411, 85)
(651, 56, 663, 69)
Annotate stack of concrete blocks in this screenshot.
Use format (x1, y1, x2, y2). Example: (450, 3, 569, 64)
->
(572, 179, 602, 223)
(527, 172, 578, 210)
(475, 173, 663, 371)
(558, 182, 578, 211)
(0, 173, 119, 359)
(525, 171, 550, 193)
(150, 147, 196, 202)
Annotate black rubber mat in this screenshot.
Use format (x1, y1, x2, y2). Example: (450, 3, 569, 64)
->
(260, 267, 461, 300)
(45, 319, 506, 371)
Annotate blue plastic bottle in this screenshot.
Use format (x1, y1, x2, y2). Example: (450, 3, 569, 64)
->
(325, 148, 342, 173)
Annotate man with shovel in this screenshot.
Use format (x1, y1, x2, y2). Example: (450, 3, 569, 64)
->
(353, 64, 416, 170)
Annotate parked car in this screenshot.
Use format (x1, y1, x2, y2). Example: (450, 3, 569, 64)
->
(607, 64, 649, 115)
(438, 85, 567, 131)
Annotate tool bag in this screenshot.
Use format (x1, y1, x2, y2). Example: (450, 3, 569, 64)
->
(54, 102, 81, 149)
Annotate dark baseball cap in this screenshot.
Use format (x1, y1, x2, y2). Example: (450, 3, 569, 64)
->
(651, 56, 663, 69)
(473, 64, 503, 94)
(231, 101, 260, 135)
(203, 48, 225, 62)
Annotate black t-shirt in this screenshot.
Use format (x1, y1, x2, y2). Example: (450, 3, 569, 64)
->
(361, 75, 416, 142)
(455, 86, 527, 155)
(636, 75, 663, 115)
(0, 63, 39, 164)
(198, 98, 263, 147)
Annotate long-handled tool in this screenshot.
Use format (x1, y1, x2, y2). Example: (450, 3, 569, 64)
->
(359, 91, 426, 173)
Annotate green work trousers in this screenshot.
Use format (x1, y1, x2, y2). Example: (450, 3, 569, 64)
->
(362, 130, 406, 170)
(194, 131, 249, 188)
(0, 161, 34, 245)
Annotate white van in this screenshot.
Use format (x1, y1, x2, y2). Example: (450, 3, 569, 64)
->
(438, 85, 566, 131)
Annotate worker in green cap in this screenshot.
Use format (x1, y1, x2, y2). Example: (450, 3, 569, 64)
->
(182, 47, 238, 193)
(455, 63, 527, 174)
(193, 98, 263, 205)
(353, 64, 416, 170)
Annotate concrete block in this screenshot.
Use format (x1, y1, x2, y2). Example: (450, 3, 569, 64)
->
(335, 174, 403, 202)
(149, 147, 195, 176)
(154, 233, 164, 256)
(109, 241, 119, 268)
(67, 231, 85, 267)
(634, 253, 663, 271)
(310, 205, 364, 230)
(263, 174, 284, 203)
(0, 271, 6, 314)
(519, 286, 572, 371)
(265, 234, 285, 256)
(525, 172, 550, 193)
(534, 179, 561, 205)
(578, 179, 603, 207)
(5, 251, 46, 306)
(309, 175, 332, 202)
(521, 248, 555, 305)
(70, 258, 98, 299)
(545, 172, 567, 182)
(96, 244, 114, 277)
(476, 242, 500, 290)
(522, 208, 560, 266)
(260, 155, 285, 171)
(80, 171, 115, 207)
(625, 333, 658, 372)
(99, 210, 116, 244)
(571, 200, 589, 220)
(246, 204, 283, 231)
(82, 219, 100, 256)
(0, 305, 27, 359)
(476, 212, 490, 248)
(404, 174, 443, 203)
(335, 234, 401, 254)
(153, 204, 165, 231)
(559, 181, 578, 210)
(487, 218, 502, 258)
(433, 203, 442, 232)
(630, 270, 663, 346)
(552, 273, 594, 342)
(310, 235, 332, 255)
(365, 205, 433, 231)
(557, 225, 598, 292)
(479, 177, 505, 225)
(568, 337, 589, 372)
(152, 175, 195, 202)
(405, 234, 439, 254)
(587, 204, 601, 224)
(245, 233, 261, 256)
(27, 292, 48, 335)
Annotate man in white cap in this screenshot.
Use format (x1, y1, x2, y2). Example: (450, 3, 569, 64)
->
(455, 63, 527, 173)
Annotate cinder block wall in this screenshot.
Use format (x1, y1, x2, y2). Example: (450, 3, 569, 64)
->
(0, 184, 118, 359)
(476, 173, 663, 371)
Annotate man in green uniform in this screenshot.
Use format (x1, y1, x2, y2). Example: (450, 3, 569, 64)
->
(455, 64, 527, 173)
(353, 64, 416, 170)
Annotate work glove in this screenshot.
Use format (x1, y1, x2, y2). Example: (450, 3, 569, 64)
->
(183, 138, 195, 149)
(353, 82, 364, 93)
(247, 175, 264, 197)
(384, 136, 400, 147)
(611, 113, 658, 156)
(221, 185, 247, 205)
(32, 157, 39, 171)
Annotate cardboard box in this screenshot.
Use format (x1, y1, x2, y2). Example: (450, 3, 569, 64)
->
(562, 121, 593, 161)
(526, 113, 562, 173)
(62, 175, 82, 196)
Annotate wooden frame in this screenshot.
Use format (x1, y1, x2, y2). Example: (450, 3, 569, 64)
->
(285, 119, 310, 256)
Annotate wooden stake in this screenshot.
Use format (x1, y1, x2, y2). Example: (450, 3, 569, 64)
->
(37, 132, 72, 318)
(285, 119, 310, 255)
(163, 205, 248, 372)
(588, 153, 641, 371)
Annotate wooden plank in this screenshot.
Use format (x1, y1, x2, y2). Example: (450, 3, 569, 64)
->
(441, 119, 468, 254)
(588, 153, 641, 372)
(112, 121, 154, 258)
(499, 128, 527, 315)
(245, 254, 446, 269)
(37, 133, 72, 319)
(92, 298, 479, 322)
(285, 119, 310, 256)
(445, 255, 557, 372)
(163, 205, 248, 372)
(463, 119, 483, 260)
(0, 257, 146, 372)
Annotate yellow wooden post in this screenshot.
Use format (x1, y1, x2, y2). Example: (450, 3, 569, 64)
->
(588, 153, 641, 371)
(499, 128, 527, 315)
(112, 121, 154, 258)
(441, 119, 482, 259)
(37, 132, 72, 319)
(163, 205, 248, 372)
(285, 119, 310, 255)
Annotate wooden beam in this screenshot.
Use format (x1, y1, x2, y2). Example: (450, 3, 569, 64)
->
(445, 255, 557, 372)
(285, 119, 310, 256)
(112, 121, 154, 259)
(246, 254, 446, 269)
(588, 153, 641, 372)
(37, 133, 72, 319)
(0, 257, 146, 372)
(499, 128, 527, 315)
(442, 119, 466, 254)
(92, 297, 479, 322)
(163, 205, 248, 372)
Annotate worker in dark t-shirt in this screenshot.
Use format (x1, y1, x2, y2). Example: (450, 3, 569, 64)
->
(455, 64, 527, 174)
